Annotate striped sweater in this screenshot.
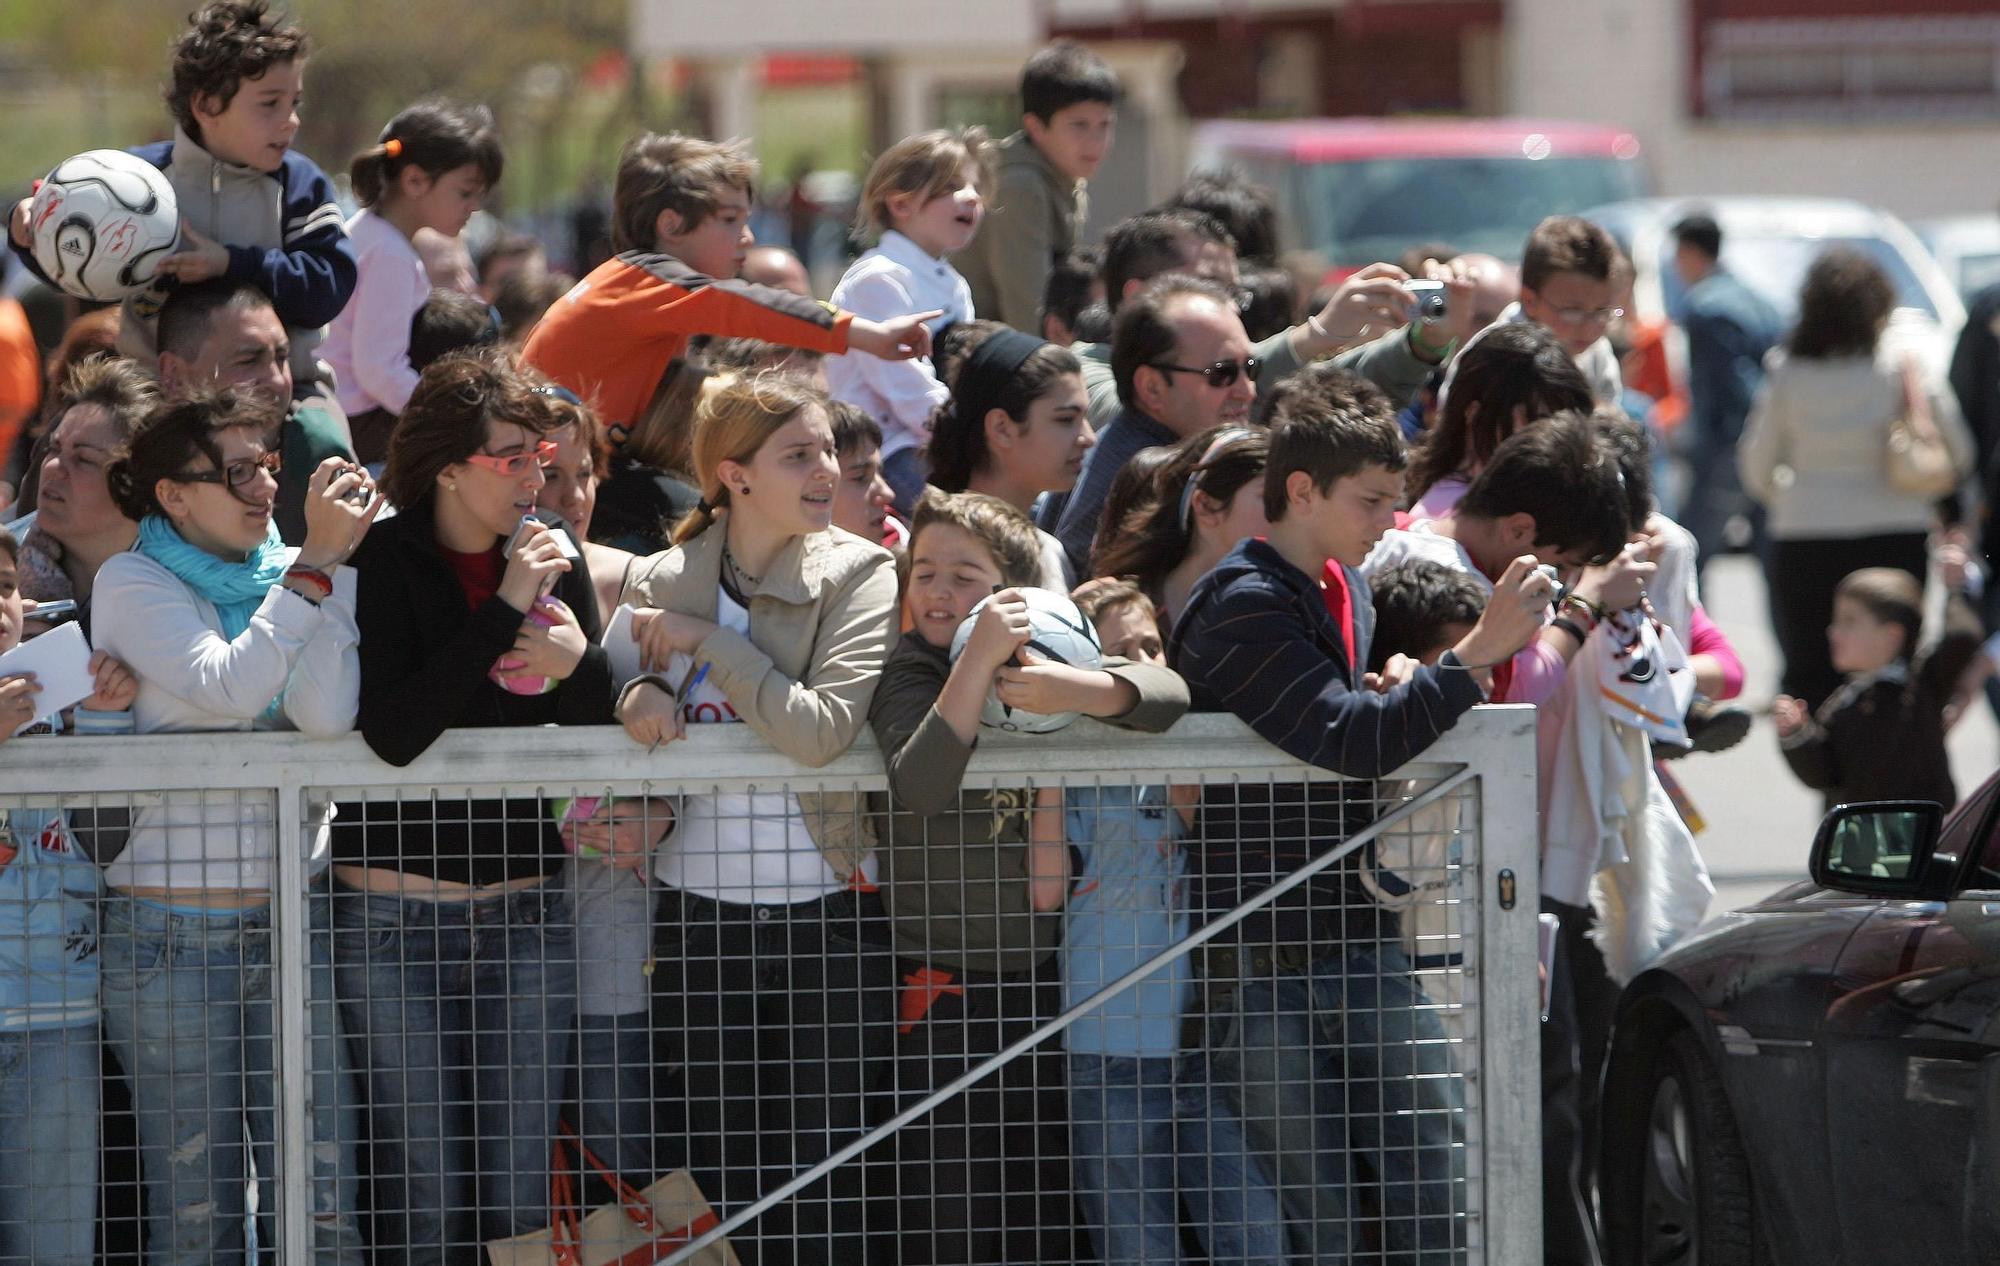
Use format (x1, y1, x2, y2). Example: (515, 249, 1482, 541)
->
(1168, 537, 1485, 950)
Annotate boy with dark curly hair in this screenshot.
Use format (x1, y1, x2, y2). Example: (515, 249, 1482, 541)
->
(8, 1, 356, 387)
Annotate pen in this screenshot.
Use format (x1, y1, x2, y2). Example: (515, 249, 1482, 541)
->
(648, 660, 708, 755)
(678, 659, 710, 699)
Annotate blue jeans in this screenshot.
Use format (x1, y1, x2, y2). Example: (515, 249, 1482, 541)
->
(1201, 941, 1466, 1266)
(332, 883, 577, 1265)
(576, 1011, 655, 1187)
(0, 1024, 99, 1265)
(1068, 1051, 1286, 1266)
(99, 892, 363, 1266)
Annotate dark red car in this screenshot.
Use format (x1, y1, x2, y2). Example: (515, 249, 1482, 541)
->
(1600, 775, 2000, 1264)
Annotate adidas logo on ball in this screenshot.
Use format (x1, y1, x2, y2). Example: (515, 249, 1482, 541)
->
(28, 149, 179, 302)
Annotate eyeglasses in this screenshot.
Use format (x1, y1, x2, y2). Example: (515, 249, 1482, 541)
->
(464, 440, 558, 477)
(173, 449, 282, 490)
(1150, 357, 1261, 390)
(1548, 304, 1625, 327)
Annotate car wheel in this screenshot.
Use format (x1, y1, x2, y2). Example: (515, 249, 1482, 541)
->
(1603, 1026, 1765, 1266)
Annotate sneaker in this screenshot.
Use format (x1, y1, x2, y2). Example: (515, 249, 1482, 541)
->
(1658, 698, 1752, 761)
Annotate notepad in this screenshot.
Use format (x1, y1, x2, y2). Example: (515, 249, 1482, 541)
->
(602, 604, 644, 687)
(0, 622, 97, 733)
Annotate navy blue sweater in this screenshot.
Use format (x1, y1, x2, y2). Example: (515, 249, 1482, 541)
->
(1169, 537, 1486, 950)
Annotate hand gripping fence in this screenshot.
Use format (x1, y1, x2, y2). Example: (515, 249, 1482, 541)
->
(0, 705, 1542, 1266)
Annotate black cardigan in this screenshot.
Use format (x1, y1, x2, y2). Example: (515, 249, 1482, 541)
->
(334, 499, 617, 884)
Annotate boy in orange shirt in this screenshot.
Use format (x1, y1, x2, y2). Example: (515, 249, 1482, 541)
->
(523, 132, 937, 444)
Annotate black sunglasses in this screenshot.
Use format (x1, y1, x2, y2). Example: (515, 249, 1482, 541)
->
(1150, 357, 1261, 389)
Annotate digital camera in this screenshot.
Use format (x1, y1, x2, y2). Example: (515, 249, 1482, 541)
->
(1404, 279, 1448, 323)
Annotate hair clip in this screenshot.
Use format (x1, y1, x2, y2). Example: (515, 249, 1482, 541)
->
(382, 138, 404, 159)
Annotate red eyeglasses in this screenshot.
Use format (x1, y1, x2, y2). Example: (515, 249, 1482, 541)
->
(463, 440, 558, 477)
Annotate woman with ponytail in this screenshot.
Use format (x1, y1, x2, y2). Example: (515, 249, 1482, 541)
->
(91, 387, 377, 1263)
(321, 98, 504, 465)
(1093, 423, 1271, 633)
(614, 371, 899, 1264)
(927, 319, 1092, 588)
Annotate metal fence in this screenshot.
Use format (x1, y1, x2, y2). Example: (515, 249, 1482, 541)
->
(0, 706, 1540, 1266)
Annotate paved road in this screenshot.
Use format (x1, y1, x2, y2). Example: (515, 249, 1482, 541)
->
(1669, 554, 1998, 916)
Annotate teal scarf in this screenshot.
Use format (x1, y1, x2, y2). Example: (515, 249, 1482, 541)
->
(136, 514, 290, 640)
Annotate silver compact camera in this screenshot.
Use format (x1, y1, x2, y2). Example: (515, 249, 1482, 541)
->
(1536, 563, 1570, 607)
(1404, 279, 1448, 323)
(337, 464, 372, 507)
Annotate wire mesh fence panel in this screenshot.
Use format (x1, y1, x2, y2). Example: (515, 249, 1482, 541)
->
(0, 709, 1539, 1266)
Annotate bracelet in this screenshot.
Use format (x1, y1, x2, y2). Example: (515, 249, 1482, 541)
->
(1435, 650, 1510, 673)
(1306, 310, 1329, 342)
(1550, 616, 1589, 645)
(1560, 593, 1604, 625)
(617, 673, 678, 710)
(284, 564, 333, 601)
(1407, 322, 1457, 363)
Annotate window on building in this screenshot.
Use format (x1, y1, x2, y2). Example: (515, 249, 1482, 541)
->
(1700, 16, 2000, 122)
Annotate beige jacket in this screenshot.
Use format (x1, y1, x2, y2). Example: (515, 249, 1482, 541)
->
(621, 524, 899, 878)
(1739, 343, 1974, 539)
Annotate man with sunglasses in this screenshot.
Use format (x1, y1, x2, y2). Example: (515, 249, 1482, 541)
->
(1067, 208, 1473, 434)
(156, 280, 359, 546)
(1051, 275, 1259, 576)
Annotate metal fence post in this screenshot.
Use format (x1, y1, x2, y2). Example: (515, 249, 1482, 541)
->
(273, 779, 312, 1264)
(1472, 707, 1544, 1265)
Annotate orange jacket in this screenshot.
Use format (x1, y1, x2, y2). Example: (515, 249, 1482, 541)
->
(521, 250, 852, 433)
(0, 298, 37, 468)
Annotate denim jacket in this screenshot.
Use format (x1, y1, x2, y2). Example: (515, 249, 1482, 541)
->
(0, 716, 136, 1030)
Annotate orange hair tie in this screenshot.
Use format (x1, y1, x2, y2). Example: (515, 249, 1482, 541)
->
(381, 138, 403, 159)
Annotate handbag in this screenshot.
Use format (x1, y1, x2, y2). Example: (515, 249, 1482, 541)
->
(1886, 355, 1958, 498)
(487, 1124, 741, 1266)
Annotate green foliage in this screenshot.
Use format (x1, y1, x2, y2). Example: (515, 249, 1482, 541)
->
(0, 0, 645, 212)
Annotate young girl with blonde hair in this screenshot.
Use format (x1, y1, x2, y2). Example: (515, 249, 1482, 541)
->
(826, 128, 996, 513)
(612, 371, 899, 1264)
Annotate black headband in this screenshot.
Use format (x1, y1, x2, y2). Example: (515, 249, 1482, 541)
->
(954, 329, 1048, 430)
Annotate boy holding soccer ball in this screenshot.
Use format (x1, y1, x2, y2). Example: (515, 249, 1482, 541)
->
(867, 489, 1185, 1265)
(9, 1, 355, 387)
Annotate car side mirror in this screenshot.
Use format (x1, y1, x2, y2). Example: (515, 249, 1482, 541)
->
(1809, 800, 1943, 896)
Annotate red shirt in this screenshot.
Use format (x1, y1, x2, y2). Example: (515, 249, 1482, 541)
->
(1319, 560, 1358, 675)
(441, 545, 504, 613)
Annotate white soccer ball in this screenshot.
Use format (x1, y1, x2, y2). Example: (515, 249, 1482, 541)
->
(949, 586, 1104, 733)
(28, 150, 180, 302)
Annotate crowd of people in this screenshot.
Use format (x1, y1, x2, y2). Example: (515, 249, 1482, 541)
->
(0, 4, 1988, 1266)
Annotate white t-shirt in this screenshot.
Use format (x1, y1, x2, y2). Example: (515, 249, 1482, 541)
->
(1362, 523, 1492, 595)
(650, 587, 876, 905)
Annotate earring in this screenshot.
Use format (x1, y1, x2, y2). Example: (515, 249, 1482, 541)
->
(443, 481, 458, 492)
(738, 485, 751, 498)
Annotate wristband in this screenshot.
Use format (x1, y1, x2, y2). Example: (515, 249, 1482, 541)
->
(1407, 322, 1457, 364)
(285, 564, 333, 599)
(616, 673, 678, 712)
(1550, 616, 1589, 646)
(1560, 593, 1605, 625)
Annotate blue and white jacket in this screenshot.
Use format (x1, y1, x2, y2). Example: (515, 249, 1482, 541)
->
(12, 126, 355, 385)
